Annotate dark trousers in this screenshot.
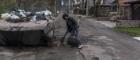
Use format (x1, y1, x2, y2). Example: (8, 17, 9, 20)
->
(61, 28, 79, 43)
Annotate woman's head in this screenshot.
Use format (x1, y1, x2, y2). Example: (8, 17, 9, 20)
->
(62, 13, 69, 20)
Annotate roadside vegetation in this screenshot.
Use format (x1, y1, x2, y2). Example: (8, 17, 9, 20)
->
(114, 27, 140, 36)
(0, 0, 16, 13)
(0, 0, 56, 13)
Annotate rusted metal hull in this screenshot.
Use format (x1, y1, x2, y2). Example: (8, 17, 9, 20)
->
(0, 20, 54, 46)
(0, 30, 47, 46)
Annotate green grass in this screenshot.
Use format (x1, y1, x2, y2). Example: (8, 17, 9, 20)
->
(114, 27, 140, 36)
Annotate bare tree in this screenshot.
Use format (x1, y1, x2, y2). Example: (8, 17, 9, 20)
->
(15, 0, 56, 12)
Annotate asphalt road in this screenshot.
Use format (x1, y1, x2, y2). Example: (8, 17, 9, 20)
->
(0, 14, 140, 60)
(79, 16, 140, 60)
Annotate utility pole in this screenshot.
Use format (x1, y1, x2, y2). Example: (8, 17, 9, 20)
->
(86, 0, 89, 16)
(55, 0, 57, 13)
(16, 0, 21, 8)
(69, 0, 71, 12)
(116, 0, 119, 12)
(61, 0, 64, 11)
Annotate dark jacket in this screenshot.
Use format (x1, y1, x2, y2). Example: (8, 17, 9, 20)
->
(66, 17, 79, 33)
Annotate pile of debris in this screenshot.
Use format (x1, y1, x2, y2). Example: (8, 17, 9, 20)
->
(0, 9, 54, 23)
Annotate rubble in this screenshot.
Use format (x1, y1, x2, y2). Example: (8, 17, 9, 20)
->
(0, 9, 53, 23)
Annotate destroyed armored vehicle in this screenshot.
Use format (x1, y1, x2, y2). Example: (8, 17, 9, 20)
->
(0, 9, 55, 46)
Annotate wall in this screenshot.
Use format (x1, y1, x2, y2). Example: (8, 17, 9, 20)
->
(96, 5, 112, 17)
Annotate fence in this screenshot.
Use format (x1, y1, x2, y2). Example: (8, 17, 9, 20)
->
(92, 5, 130, 20)
(116, 20, 140, 27)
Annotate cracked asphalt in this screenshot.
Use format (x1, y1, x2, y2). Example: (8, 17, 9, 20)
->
(0, 14, 140, 60)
